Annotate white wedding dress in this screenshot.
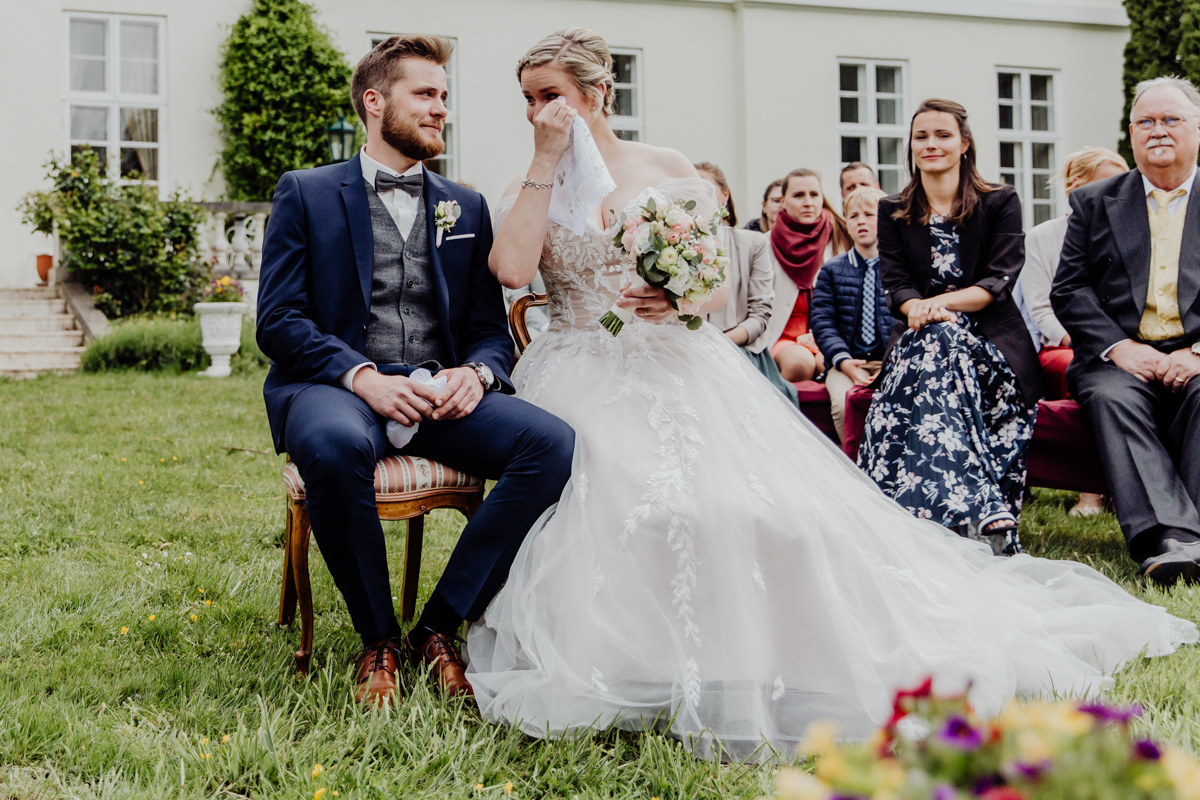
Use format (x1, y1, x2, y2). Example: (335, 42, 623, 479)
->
(465, 179, 1197, 760)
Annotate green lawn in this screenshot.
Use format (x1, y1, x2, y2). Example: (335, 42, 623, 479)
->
(0, 369, 1196, 799)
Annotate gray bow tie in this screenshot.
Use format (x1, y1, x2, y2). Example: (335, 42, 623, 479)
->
(374, 171, 423, 197)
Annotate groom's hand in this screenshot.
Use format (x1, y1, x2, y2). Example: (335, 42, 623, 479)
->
(352, 368, 439, 426)
(432, 367, 485, 421)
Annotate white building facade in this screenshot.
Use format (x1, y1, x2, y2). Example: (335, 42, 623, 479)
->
(0, 0, 1129, 288)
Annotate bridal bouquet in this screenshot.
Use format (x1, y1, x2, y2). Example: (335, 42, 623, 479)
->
(598, 196, 729, 336)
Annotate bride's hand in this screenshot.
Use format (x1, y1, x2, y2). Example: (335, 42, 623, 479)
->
(532, 97, 576, 164)
(617, 285, 674, 323)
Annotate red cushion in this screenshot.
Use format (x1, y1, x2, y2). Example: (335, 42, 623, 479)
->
(792, 380, 839, 442)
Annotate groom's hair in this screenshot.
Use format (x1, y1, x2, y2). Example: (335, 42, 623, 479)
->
(352, 35, 454, 125)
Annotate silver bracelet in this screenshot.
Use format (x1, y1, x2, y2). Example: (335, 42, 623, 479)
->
(521, 178, 553, 190)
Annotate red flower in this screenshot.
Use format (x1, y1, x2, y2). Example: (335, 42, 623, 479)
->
(887, 677, 933, 728)
(979, 788, 1027, 800)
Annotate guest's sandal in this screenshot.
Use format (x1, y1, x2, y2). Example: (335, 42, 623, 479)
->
(982, 520, 1024, 557)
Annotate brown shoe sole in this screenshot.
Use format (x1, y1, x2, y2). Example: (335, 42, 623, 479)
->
(1143, 558, 1200, 587)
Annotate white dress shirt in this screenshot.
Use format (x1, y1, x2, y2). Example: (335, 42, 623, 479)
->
(1102, 166, 1197, 361)
(341, 149, 426, 391)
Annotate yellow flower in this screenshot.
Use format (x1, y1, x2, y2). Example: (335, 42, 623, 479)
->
(1016, 730, 1054, 764)
(313, 788, 327, 800)
(221, 734, 230, 744)
(173, 456, 178, 461)
(815, 749, 851, 784)
(773, 768, 833, 800)
(160, 458, 165, 463)
(138, 480, 144, 485)
(120, 626, 128, 635)
(200, 738, 209, 744)
(178, 556, 184, 561)
(505, 781, 514, 795)
(205, 599, 212, 606)
(1164, 746, 1200, 800)
(120, 457, 126, 462)
(190, 614, 197, 621)
(799, 720, 839, 757)
(312, 764, 324, 779)
(199, 588, 205, 594)
(202, 753, 211, 760)
(332, 793, 339, 798)
(148, 615, 156, 621)
(474, 784, 484, 793)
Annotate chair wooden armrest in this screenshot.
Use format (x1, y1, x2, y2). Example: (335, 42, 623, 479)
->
(509, 292, 548, 355)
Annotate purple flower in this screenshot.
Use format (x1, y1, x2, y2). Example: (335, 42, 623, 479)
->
(939, 716, 984, 750)
(933, 785, 959, 800)
(971, 775, 1004, 795)
(1133, 738, 1162, 761)
(1078, 702, 1142, 725)
(1011, 760, 1051, 781)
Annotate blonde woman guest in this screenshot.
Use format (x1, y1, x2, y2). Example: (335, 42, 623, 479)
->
(769, 168, 853, 382)
(744, 178, 784, 233)
(695, 162, 799, 406)
(1018, 147, 1126, 519)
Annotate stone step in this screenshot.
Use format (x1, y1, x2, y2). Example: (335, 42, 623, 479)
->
(0, 287, 60, 302)
(0, 347, 85, 371)
(0, 330, 86, 348)
(0, 315, 77, 333)
(0, 299, 68, 317)
(0, 369, 56, 380)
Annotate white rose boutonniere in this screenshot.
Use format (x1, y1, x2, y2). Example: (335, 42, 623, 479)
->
(434, 200, 461, 247)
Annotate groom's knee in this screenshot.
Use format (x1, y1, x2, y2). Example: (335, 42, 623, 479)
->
(288, 410, 378, 487)
(521, 413, 575, 493)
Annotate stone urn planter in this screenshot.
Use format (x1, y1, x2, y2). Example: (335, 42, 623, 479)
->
(194, 301, 248, 378)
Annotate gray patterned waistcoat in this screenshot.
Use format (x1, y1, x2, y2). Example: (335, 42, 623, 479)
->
(363, 183, 447, 367)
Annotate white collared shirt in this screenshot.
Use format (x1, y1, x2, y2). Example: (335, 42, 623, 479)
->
(1142, 166, 1197, 218)
(359, 147, 422, 239)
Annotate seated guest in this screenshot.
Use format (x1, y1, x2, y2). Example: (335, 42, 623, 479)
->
(696, 162, 799, 406)
(1052, 76, 1200, 586)
(839, 161, 880, 209)
(770, 168, 852, 382)
(1018, 146, 1127, 518)
(811, 186, 891, 440)
(860, 99, 1042, 556)
(744, 178, 784, 232)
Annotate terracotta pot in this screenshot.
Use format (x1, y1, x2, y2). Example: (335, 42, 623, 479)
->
(36, 254, 52, 284)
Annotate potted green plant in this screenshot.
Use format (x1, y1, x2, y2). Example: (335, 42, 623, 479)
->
(194, 275, 247, 377)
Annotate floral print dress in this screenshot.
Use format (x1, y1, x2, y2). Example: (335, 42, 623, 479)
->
(858, 216, 1036, 532)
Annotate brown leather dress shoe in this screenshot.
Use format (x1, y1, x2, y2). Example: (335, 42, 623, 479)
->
(406, 631, 474, 698)
(353, 640, 402, 707)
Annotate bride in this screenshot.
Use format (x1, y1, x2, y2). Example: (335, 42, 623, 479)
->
(465, 27, 1197, 759)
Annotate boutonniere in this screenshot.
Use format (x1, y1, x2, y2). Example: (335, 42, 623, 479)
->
(434, 200, 461, 247)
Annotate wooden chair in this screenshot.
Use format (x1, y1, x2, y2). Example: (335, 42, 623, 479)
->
(278, 454, 484, 674)
(509, 292, 548, 354)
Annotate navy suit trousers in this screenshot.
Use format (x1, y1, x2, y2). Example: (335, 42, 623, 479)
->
(284, 384, 574, 640)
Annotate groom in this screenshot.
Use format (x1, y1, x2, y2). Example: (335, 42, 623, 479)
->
(257, 35, 574, 705)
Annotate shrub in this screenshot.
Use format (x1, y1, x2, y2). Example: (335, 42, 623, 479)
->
(81, 318, 267, 374)
(214, 0, 355, 201)
(18, 148, 207, 319)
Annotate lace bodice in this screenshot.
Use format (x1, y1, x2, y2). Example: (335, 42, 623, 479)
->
(496, 178, 719, 335)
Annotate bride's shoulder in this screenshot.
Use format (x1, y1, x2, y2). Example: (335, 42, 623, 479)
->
(619, 141, 698, 181)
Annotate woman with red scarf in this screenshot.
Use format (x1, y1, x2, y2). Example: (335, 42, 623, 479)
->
(769, 168, 853, 382)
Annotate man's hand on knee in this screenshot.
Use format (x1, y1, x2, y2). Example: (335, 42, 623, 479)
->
(1109, 340, 1165, 383)
(1155, 347, 1200, 391)
(352, 368, 438, 426)
(432, 367, 485, 421)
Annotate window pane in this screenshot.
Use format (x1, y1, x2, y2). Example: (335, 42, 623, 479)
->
(999, 104, 1015, 130)
(72, 144, 107, 164)
(1031, 105, 1051, 131)
(613, 53, 636, 85)
(441, 121, 454, 156)
(1030, 74, 1051, 102)
(877, 98, 898, 126)
(121, 22, 157, 60)
(1000, 141, 1020, 169)
(1000, 172, 1018, 187)
(840, 96, 861, 124)
(1032, 142, 1053, 170)
(120, 108, 158, 142)
(613, 87, 635, 118)
(70, 19, 106, 57)
(615, 128, 639, 142)
(1034, 203, 1054, 226)
(876, 65, 898, 95)
(70, 58, 107, 92)
(423, 157, 451, 178)
(839, 63, 861, 93)
(1033, 174, 1053, 200)
(841, 136, 864, 163)
(879, 168, 903, 195)
(122, 60, 158, 95)
(878, 137, 902, 166)
(120, 147, 158, 180)
(71, 106, 108, 140)
(998, 72, 1018, 100)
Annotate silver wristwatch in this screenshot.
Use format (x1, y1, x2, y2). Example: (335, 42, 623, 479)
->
(465, 361, 496, 391)
(1191, 341, 1200, 357)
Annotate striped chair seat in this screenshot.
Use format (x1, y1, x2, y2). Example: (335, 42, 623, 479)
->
(282, 455, 483, 501)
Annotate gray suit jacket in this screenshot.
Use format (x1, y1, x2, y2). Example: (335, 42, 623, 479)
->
(705, 227, 778, 353)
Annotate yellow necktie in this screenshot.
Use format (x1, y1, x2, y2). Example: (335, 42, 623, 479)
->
(1149, 188, 1186, 232)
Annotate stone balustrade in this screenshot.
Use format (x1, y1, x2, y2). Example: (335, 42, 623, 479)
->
(198, 201, 272, 316)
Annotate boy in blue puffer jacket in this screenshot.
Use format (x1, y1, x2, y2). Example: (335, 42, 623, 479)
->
(810, 186, 892, 441)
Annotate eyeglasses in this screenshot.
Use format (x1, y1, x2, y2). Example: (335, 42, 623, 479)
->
(1133, 115, 1194, 130)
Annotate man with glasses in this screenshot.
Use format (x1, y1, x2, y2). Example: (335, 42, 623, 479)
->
(1053, 76, 1200, 586)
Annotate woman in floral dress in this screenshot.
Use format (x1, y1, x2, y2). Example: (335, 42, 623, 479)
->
(860, 99, 1043, 555)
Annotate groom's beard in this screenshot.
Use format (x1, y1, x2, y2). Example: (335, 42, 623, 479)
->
(380, 102, 445, 162)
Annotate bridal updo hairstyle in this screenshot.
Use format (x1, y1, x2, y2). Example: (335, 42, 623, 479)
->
(517, 28, 616, 116)
(351, 35, 454, 125)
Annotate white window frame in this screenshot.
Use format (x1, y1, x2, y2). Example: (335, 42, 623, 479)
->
(63, 11, 168, 194)
(367, 33, 459, 181)
(836, 58, 908, 195)
(996, 67, 1061, 229)
(609, 48, 644, 142)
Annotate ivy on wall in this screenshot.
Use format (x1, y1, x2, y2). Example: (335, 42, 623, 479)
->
(214, 0, 355, 201)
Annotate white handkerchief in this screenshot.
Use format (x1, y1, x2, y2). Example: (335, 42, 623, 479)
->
(385, 368, 447, 449)
(548, 115, 617, 236)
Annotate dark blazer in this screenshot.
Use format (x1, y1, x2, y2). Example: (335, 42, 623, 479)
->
(256, 154, 514, 452)
(877, 184, 1043, 404)
(1051, 168, 1200, 372)
(810, 248, 892, 368)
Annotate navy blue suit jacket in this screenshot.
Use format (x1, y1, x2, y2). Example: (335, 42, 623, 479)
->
(256, 154, 514, 452)
(810, 249, 892, 369)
